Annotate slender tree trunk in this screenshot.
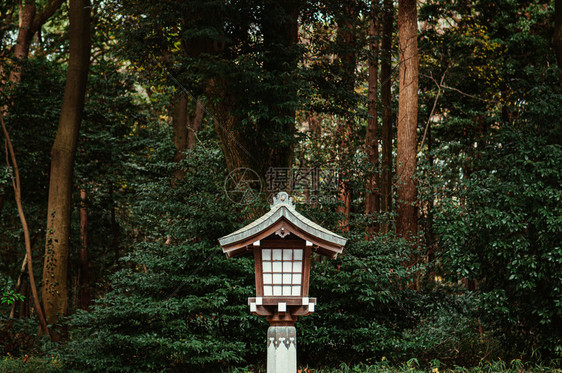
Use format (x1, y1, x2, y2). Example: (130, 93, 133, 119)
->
(42, 0, 91, 339)
(554, 0, 562, 86)
(396, 0, 419, 238)
(365, 5, 381, 236)
(9, 254, 27, 318)
(336, 3, 359, 233)
(171, 91, 188, 182)
(172, 95, 205, 182)
(109, 186, 119, 266)
(1, 115, 49, 335)
(187, 101, 205, 150)
(78, 188, 90, 310)
(380, 0, 394, 234)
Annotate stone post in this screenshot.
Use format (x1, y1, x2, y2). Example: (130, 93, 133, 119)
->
(267, 326, 297, 373)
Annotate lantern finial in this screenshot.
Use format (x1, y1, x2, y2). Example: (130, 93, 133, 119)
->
(271, 191, 295, 210)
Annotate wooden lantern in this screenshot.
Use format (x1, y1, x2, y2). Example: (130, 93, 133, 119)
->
(218, 192, 347, 326)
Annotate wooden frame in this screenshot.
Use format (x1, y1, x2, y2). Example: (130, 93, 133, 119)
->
(254, 238, 311, 301)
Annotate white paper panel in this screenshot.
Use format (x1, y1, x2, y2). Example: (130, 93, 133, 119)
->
(292, 286, 301, 296)
(273, 273, 282, 284)
(283, 286, 292, 296)
(264, 286, 273, 296)
(273, 285, 282, 296)
(292, 274, 302, 285)
(272, 262, 282, 272)
(283, 249, 292, 260)
(272, 249, 282, 260)
(262, 249, 271, 260)
(283, 262, 292, 272)
(263, 274, 272, 284)
(283, 274, 292, 284)
(263, 261, 272, 272)
(294, 249, 303, 260)
(293, 261, 302, 272)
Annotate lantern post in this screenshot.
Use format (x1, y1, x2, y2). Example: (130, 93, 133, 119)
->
(218, 192, 346, 373)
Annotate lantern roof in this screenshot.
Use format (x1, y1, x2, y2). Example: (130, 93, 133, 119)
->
(219, 192, 347, 259)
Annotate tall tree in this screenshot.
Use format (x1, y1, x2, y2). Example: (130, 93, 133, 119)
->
(42, 0, 91, 338)
(213, 0, 300, 180)
(171, 92, 204, 183)
(335, 1, 361, 232)
(171, 91, 188, 182)
(365, 2, 381, 235)
(380, 0, 394, 233)
(555, 0, 562, 86)
(396, 0, 419, 238)
(2, 0, 64, 84)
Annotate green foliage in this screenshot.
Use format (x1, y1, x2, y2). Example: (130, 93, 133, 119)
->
(299, 233, 420, 365)
(0, 290, 24, 306)
(434, 123, 562, 358)
(64, 145, 264, 371)
(1, 0, 561, 371)
(419, 0, 562, 360)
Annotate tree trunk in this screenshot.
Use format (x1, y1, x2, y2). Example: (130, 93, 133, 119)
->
(187, 101, 205, 150)
(5, 0, 64, 84)
(171, 91, 188, 182)
(380, 0, 394, 234)
(335, 3, 359, 233)
(365, 5, 381, 236)
(42, 0, 91, 339)
(9, 254, 27, 318)
(1, 115, 49, 335)
(554, 0, 562, 86)
(396, 0, 419, 238)
(78, 188, 90, 310)
(212, 2, 298, 185)
(109, 186, 119, 266)
(7, 0, 36, 84)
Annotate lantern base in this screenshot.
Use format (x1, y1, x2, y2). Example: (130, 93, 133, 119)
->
(267, 326, 297, 373)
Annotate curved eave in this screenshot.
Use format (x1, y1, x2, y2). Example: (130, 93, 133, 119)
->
(218, 205, 347, 258)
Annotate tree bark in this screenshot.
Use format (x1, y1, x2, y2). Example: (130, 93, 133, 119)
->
(554, 0, 562, 86)
(380, 0, 394, 234)
(9, 254, 27, 318)
(365, 4, 381, 236)
(6, 0, 64, 84)
(8, 0, 36, 84)
(1, 115, 49, 335)
(171, 91, 188, 182)
(212, 2, 299, 184)
(396, 0, 419, 238)
(78, 188, 90, 310)
(42, 0, 91, 339)
(109, 186, 119, 266)
(187, 100, 204, 150)
(335, 3, 359, 233)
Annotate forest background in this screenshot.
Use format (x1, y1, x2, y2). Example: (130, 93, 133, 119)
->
(0, 0, 561, 371)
